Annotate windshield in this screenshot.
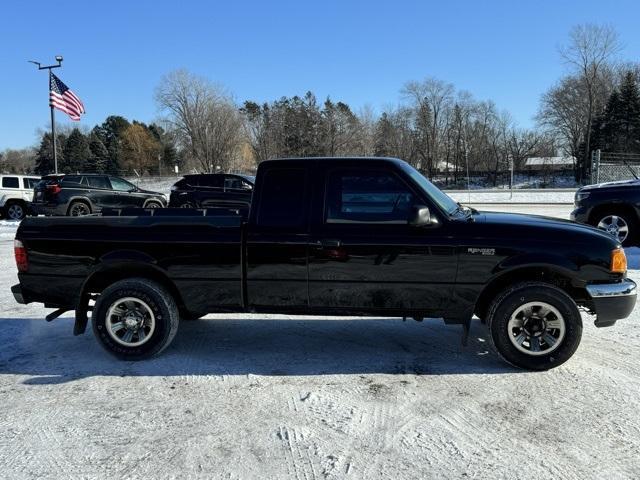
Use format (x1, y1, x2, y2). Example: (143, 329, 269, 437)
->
(399, 162, 460, 215)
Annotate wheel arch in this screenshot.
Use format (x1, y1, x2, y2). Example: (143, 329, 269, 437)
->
(80, 259, 187, 316)
(474, 264, 584, 321)
(588, 202, 639, 224)
(66, 196, 94, 214)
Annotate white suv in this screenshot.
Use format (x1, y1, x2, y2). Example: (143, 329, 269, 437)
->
(0, 175, 40, 220)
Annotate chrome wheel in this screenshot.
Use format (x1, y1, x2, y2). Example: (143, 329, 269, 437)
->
(597, 215, 629, 243)
(69, 202, 90, 216)
(105, 297, 156, 347)
(6, 203, 24, 220)
(507, 302, 566, 356)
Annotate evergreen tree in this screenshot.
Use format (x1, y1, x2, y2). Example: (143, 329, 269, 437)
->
(61, 129, 90, 173)
(87, 133, 109, 173)
(617, 71, 640, 152)
(34, 132, 65, 175)
(92, 116, 131, 173)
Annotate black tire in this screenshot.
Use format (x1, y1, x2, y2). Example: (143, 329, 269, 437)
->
(145, 200, 162, 209)
(92, 278, 179, 360)
(179, 201, 195, 209)
(4, 201, 26, 220)
(67, 201, 91, 216)
(589, 208, 638, 247)
(487, 282, 583, 370)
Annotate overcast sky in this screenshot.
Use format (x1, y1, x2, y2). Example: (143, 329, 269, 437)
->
(2, 0, 640, 150)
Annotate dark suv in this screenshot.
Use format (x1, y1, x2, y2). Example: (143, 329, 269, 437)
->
(169, 173, 254, 209)
(571, 178, 640, 246)
(32, 174, 167, 216)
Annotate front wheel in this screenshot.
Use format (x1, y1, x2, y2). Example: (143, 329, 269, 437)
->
(591, 210, 637, 246)
(145, 200, 163, 209)
(92, 278, 179, 359)
(487, 282, 582, 370)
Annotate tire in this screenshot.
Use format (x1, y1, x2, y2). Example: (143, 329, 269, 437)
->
(92, 278, 179, 360)
(145, 200, 162, 209)
(590, 208, 637, 246)
(4, 201, 26, 220)
(179, 201, 195, 209)
(68, 201, 91, 216)
(487, 282, 583, 370)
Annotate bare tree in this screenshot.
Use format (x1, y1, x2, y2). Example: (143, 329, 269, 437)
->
(559, 24, 621, 180)
(155, 70, 243, 173)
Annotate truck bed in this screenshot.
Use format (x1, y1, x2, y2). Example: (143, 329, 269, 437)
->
(16, 212, 244, 315)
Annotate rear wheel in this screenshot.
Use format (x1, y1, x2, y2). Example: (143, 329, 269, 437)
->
(92, 278, 179, 359)
(68, 201, 91, 216)
(4, 201, 26, 220)
(145, 200, 162, 209)
(487, 282, 582, 370)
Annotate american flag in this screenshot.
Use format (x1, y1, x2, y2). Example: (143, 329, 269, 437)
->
(49, 72, 85, 121)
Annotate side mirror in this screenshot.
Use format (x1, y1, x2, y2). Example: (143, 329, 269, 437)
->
(409, 204, 437, 227)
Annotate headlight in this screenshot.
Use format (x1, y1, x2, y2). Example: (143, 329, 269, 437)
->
(575, 191, 590, 203)
(611, 248, 627, 273)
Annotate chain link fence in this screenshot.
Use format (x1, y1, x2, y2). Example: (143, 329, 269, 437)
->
(592, 151, 640, 183)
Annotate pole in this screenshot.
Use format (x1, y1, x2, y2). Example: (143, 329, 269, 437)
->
(50, 105, 57, 173)
(510, 156, 514, 200)
(29, 56, 63, 174)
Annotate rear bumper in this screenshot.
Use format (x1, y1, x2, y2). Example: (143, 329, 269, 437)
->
(12, 283, 29, 304)
(31, 203, 68, 216)
(586, 279, 637, 327)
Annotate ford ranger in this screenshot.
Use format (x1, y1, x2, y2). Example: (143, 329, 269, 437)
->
(11, 157, 637, 370)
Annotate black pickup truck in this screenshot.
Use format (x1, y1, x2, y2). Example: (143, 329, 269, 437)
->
(12, 157, 637, 370)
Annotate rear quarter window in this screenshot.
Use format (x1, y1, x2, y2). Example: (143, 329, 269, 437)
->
(1, 177, 19, 189)
(256, 168, 307, 228)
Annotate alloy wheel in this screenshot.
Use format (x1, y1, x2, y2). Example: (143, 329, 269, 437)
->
(597, 215, 629, 243)
(507, 301, 566, 356)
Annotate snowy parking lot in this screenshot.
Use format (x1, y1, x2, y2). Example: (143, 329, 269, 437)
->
(1, 206, 639, 479)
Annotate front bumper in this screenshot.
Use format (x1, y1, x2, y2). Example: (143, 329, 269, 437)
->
(586, 279, 637, 327)
(570, 205, 590, 223)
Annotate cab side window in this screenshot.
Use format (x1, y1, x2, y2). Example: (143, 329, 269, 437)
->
(325, 170, 415, 224)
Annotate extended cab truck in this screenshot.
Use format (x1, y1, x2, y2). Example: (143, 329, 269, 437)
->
(11, 158, 638, 370)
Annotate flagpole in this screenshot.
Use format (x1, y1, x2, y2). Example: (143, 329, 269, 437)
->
(50, 106, 57, 173)
(29, 56, 63, 174)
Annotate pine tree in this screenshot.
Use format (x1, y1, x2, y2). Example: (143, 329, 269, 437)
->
(61, 129, 90, 173)
(87, 133, 109, 173)
(34, 132, 65, 175)
(618, 71, 640, 152)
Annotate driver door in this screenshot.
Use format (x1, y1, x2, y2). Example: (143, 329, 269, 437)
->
(307, 164, 456, 315)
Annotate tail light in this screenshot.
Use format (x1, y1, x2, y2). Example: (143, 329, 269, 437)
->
(14, 239, 28, 272)
(46, 184, 61, 195)
(611, 248, 627, 273)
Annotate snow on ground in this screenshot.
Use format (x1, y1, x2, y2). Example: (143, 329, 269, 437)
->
(1, 206, 639, 479)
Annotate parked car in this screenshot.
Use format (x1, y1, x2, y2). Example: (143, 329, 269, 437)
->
(0, 175, 40, 220)
(12, 158, 636, 370)
(169, 173, 254, 209)
(31, 174, 167, 216)
(571, 178, 640, 246)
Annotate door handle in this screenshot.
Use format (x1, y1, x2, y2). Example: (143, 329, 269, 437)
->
(316, 239, 342, 248)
